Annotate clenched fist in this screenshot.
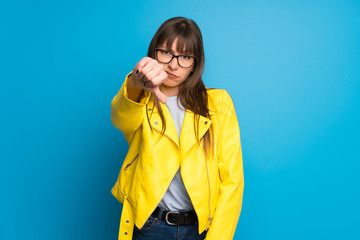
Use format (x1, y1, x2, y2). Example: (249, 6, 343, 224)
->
(129, 57, 168, 104)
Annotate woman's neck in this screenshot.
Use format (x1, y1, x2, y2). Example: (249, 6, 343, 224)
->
(160, 85, 179, 97)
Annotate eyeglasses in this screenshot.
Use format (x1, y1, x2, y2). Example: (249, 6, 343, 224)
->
(155, 48, 196, 68)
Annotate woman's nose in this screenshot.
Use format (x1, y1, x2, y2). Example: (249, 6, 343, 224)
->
(168, 57, 179, 69)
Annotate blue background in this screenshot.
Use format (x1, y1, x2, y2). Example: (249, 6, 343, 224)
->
(1, 0, 359, 239)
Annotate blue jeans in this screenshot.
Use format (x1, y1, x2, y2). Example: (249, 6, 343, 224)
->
(132, 208, 207, 240)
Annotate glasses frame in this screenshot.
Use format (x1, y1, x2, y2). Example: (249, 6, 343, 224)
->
(155, 48, 197, 68)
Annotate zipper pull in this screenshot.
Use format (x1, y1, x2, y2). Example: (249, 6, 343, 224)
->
(206, 217, 213, 230)
(123, 163, 131, 171)
(123, 154, 139, 171)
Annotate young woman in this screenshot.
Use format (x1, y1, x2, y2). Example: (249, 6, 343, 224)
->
(111, 17, 244, 240)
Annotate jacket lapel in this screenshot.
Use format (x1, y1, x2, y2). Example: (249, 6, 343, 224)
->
(180, 110, 212, 154)
(148, 102, 180, 148)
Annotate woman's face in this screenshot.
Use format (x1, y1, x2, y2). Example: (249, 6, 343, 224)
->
(156, 38, 194, 96)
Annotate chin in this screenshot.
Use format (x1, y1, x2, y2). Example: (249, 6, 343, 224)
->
(163, 79, 179, 87)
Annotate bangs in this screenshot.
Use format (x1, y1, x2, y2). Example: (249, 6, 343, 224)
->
(156, 26, 197, 56)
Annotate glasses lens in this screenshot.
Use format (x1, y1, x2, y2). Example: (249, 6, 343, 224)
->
(157, 50, 173, 63)
(156, 49, 195, 68)
(178, 55, 194, 68)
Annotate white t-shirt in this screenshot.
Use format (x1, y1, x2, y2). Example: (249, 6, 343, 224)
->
(158, 96, 194, 211)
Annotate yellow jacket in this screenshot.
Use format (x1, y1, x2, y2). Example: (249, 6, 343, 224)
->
(111, 72, 244, 240)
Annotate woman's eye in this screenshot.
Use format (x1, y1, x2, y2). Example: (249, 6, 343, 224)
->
(162, 50, 171, 55)
(181, 55, 191, 60)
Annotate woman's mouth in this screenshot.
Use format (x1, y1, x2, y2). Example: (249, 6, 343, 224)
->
(165, 71, 178, 78)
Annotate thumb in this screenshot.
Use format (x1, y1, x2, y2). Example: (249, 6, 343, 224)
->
(152, 86, 167, 104)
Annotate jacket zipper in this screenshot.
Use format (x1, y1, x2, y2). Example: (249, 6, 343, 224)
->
(124, 153, 139, 171)
(205, 155, 213, 230)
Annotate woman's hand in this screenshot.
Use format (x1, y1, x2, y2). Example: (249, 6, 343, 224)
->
(128, 57, 168, 104)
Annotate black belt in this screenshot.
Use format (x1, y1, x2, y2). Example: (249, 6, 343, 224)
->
(151, 207, 197, 225)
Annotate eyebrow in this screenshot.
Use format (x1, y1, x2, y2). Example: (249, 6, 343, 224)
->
(159, 48, 193, 56)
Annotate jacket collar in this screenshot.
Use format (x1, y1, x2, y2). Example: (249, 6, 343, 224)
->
(148, 102, 180, 147)
(147, 95, 212, 153)
(180, 110, 212, 154)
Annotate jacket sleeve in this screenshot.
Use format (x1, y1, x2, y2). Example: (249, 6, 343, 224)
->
(111, 72, 151, 143)
(205, 90, 244, 240)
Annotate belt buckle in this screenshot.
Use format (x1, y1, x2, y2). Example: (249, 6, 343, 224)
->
(165, 211, 178, 226)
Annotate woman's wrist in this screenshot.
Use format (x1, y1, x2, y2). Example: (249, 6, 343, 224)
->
(127, 73, 144, 102)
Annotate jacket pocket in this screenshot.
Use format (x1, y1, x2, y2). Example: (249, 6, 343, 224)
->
(119, 148, 142, 206)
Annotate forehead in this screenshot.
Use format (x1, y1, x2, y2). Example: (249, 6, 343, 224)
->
(158, 37, 193, 55)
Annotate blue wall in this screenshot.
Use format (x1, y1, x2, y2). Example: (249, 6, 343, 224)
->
(1, 0, 359, 239)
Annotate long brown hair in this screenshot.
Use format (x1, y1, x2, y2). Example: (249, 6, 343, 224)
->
(147, 17, 213, 156)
